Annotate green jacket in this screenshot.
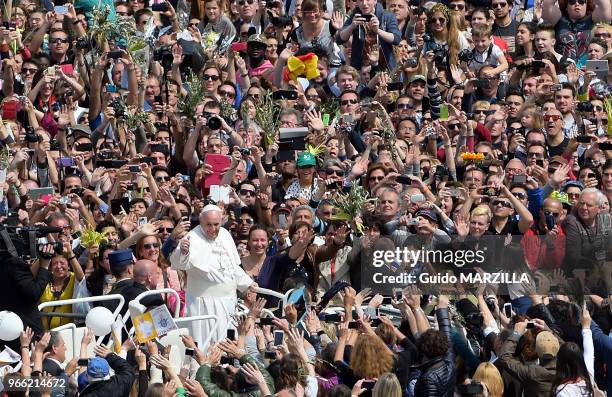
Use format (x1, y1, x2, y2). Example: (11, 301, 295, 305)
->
(196, 354, 275, 397)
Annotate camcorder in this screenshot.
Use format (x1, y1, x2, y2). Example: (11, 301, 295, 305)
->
(0, 223, 64, 261)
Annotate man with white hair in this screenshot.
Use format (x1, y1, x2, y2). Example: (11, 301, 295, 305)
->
(170, 205, 256, 348)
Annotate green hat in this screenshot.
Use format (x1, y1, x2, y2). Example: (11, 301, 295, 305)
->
(549, 191, 570, 206)
(297, 152, 316, 167)
(408, 75, 426, 84)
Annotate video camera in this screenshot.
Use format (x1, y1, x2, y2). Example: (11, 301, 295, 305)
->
(0, 224, 63, 261)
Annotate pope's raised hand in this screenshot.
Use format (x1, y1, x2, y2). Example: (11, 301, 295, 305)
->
(180, 236, 190, 255)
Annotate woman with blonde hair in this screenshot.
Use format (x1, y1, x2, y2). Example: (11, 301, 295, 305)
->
(472, 362, 504, 397)
(372, 373, 402, 397)
(423, 4, 469, 73)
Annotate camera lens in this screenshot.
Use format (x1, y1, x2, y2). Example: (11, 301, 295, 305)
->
(207, 116, 222, 130)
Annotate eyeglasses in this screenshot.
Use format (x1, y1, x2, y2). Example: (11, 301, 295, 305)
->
(543, 210, 560, 217)
(326, 169, 343, 176)
(512, 192, 527, 199)
(50, 38, 69, 44)
(430, 17, 446, 24)
(203, 74, 220, 81)
(567, 192, 581, 198)
(369, 176, 385, 181)
(527, 152, 544, 158)
(582, 172, 597, 178)
(303, 9, 319, 15)
(239, 218, 254, 224)
(239, 189, 256, 197)
(544, 114, 562, 122)
(160, 227, 174, 233)
(449, 3, 465, 9)
(491, 2, 507, 7)
(143, 243, 160, 249)
(474, 109, 488, 115)
(219, 90, 235, 98)
(595, 33, 611, 39)
(22, 67, 38, 74)
(238, 0, 255, 5)
(341, 99, 358, 106)
(447, 123, 461, 130)
(568, 0, 586, 4)
(492, 200, 512, 208)
(155, 176, 170, 182)
(397, 103, 413, 109)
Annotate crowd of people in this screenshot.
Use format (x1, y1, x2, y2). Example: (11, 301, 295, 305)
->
(0, 0, 610, 394)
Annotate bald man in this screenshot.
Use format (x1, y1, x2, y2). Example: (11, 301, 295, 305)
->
(170, 205, 256, 349)
(133, 259, 161, 290)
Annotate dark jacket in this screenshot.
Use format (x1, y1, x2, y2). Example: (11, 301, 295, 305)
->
(0, 254, 52, 350)
(498, 332, 556, 397)
(337, 2, 401, 71)
(412, 307, 456, 397)
(80, 353, 135, 397)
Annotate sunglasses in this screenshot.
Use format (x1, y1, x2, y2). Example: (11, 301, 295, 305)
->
(397, 103, 413, 109)
(449, 3, 465, 9)
(595, 33, 611, 39)
(512, 192, 527, 199)
(474, 109, 488, 115)
(341, 99, 358, 106)
(143, 243, 160, 249)
(527, 152, 544, 158)
(22, 67, 38, 74)
(203, 74, 220, 81)
(430, 17, 446, 24)
(306, 95, 319, 101)
(568, 0, 586, 4)
(567, 192, 581, 198)
(50, 38, 69, 44)
(188, 22, 198, 27)
(491, 2, 507, 7)
(160, 227, 174, 233)
(507, 127, 524, 134)
(326, 168, 343, 176)
(447, 123, 461, 130)
(543, 210, 560, 217)
(582, 172, 597, 178)
(239, 189, 256, 197)
(492, 200, 512, 208)
(238, 0, 255, 5)
(239, 218, 255, 224)
(369, 176, 385, 181)
(219, 90, 235, 98)
(155, 176, 170, 182)
(544, 114, 562, 122)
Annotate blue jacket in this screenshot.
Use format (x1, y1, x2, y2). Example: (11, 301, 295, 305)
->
(336, 2, 401, 71)
(591, 320, 612, 395)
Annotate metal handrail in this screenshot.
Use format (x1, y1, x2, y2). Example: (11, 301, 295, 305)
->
(133, 288, 181, 318)
(51, 323, 77, 363)
(174, 315, 218, 349)
(38, 294, 126, 321)
(253, 287, 287, 315)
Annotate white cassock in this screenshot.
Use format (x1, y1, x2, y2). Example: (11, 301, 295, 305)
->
(170, 226, 254, 349)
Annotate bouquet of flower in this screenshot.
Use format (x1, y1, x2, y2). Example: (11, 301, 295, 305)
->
(81, 225, 108, 248)
(460, 152, 485, 165)
(329, 185, 377, 234)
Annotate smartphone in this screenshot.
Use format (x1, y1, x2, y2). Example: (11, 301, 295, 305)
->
(273, 330, 284, 346)
(322, 313, 342, 322)
(54, 5, 68, 14)
(259, 317, 274, 326)
(29, 187, 54, 200)
(77, 359, 88, 366)
(381, 296, 393, 305)
(150, 143, 169, 154)
(278, 213, 287, 229)
(473, 79, 490, 89)
(503, 303, 512, 318)
(549, 83, 562, 92)
(138, 217, 148, 227)
(111, 197, 130, 215)
(362, 380, 376, 390)
(263, 351, 276, 359)
(394, 289, 402, 301)
(272, 90, 298, 100)
(512, 174, 527, 184)
(576, 135, 592, 143)
(599, 142, 612, 151)
(483, 187, 499, 196)
(348, 321, 360, 329)
(387, 81, 403, 91)
(439, 104, 449, 121)
(545, 212, 556, 230)
(106, 84, 117, 93)
(396, 175, 412, 185)
(457, 383, 484, 395)
(526, 321, 535, 329)
(530, 60, 545, 69)
(56, 157, 75, 167)
(129, 165, 141, 173)
(410, 194, 425, 203)
(108, 50, 122, 59)
(110, 159, 128, 168)
(227, 329, 236, 341)
(185, 348, 195, 357)
(151, 2, 169, 11)
(141, 156, 156, 165)
(586, 59, 608, 79)
(448, 188, 461, 197)
(535, 159, 545, 167)
(75, 143, 93, 152)
(362, 14, 373, 22)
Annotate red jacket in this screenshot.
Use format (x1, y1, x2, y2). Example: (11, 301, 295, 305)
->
(521, 226, 566, 271)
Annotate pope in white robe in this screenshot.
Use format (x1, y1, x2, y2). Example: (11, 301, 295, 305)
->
(170, 205, 255, 349)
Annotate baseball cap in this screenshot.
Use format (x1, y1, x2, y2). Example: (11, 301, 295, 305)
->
(87, 357, 111, 381)
(408, 75, 427, 85)
(549, 156, 568, 166)
(272, 203, 291, 214)
(535, 331, 560, 359)
(414, 209, 438, 224)
(562, 180, 584, 191)
(296, 152, 317, 167)
(70, 124, 92, 137)
(247, 34, 266, 45)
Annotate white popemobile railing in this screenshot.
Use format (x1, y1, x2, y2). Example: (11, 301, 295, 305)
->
(252, 287, 291, 316)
